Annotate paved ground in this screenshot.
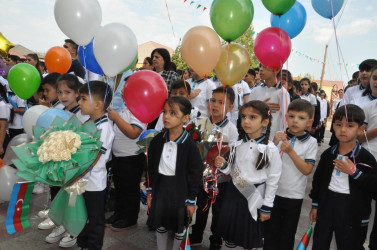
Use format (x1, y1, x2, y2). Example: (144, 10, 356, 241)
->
(0, 128, 374, 249)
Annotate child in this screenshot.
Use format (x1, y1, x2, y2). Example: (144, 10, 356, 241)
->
(310, 104, 377, 250)
(299, 78, 317, 106)
(155, 80, 200, 131)
(190, 86, 238, 249)
(7, 91, 26, 139)
(56, 74, 89, 123)
(106, 92, 146, 231)
(264, 99, 318, 250)
(214, 100, 282, 249)
(352, 66, 377, 109)
(76, 81, 115, 249)
(0, 84, 13, 156)
(248, 64, 290, 141)
(147, 96, 203, 250)
(41, 73, 64, 109)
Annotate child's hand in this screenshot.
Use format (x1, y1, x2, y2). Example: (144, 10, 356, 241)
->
(108, 107, 120, 122)
(186, 205, 196, 218)
(214, 156, 226, 168)
(263, 98, 280, 113)
(147, 194, 152, 209)
(334, 158, 355, 175)
(190, 89, 202, 99)
(280, 139, 293, 154)
(310, 208, 317, 222)
(260, 213, 271, 222)
(273, 132, 286, 145)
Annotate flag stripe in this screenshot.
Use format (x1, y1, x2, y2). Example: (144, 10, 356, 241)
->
(5, 183, 20, 234)
(296, 242, 305, 250)
(13, 183, 28, 232)
(301, 233, 309, 246)
(20, 183, 34, 229)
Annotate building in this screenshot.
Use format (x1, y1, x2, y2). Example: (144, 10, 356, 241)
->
(137, 41, 174, 68)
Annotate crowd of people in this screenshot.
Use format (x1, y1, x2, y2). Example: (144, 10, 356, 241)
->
(1, 39, 377, 250)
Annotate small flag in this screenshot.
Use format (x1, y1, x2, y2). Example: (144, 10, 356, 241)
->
(197, 4, 202, 8)
(297, 225, 313, 250)
(203, 7, 207, 11)
(6, 182, 34, 234)
(190, 1, 194, 5)
(180, 228, 191, 250)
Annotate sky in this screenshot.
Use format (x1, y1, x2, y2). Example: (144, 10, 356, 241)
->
(1, 0, 376, 84)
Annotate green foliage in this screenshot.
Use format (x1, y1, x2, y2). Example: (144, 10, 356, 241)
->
(296, 73, 316, 82)
(172, 41, 188, 71)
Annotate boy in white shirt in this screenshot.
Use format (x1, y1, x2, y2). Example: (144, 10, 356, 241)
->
(7, 92, 26, 139)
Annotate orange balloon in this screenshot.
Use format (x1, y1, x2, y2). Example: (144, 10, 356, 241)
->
(215, 43, 250, 87)
(182, 26, 221, 77)
(45, 46, 72, 74)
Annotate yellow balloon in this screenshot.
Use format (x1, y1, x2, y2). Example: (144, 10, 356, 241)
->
(182, 26, 221, 78)
(215, 43, 250, 87)
(0, 33, 15, 58)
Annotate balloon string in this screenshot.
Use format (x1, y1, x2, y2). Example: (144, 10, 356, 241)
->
(82, 47, 95, 121)
(164, 0, 176, 38)
(226, 43, 230, 72)
(217, 87, 226, 155)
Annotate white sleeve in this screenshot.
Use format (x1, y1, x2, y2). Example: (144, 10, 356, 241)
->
(0, 103, 9, 121)
(154, 113, 164, 131)
(305, 138, 318, 165)
(0, 76, 8, 86)
(16, 96, 26, 108)
(206, 80, 217, 100)
(263, 145, 282, 208)
(129, 112, 146, 131)
(242, 80, 251, 97)
(310, 95, 317, 106)
(278, 88, 290, 126)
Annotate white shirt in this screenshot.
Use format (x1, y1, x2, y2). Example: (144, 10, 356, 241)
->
(155, 106, 200, 131)
(300, 93, 317, 106)
(228, 80, 251, 125)
(7, 94, 26, 129)
(63, 105, 90, 124)
(248, 83, 290, 141)
(351, 94, 376, 109)
(0, 100, 11, 121)
(328, 154, 350, 194)
(363, 100, 377, 159)
(340, 85, 365, 106)
(52, 100, 65, 110)
(187, 78, 216, 119)
(276, 131, 318, 199)
(320, 98, 328, 122)
(332, 98, 341, 113)
(198, 116, 239, 144)
(84, 115, 115, 191)
(112, 106, 145, 157)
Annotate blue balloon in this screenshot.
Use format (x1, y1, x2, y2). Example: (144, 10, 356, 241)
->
(36, 109, 71, 130)
(271, 1, 307, 39)
(78, 39, 104, 75)
(311, 0, 344, 19)
(139, 129, 159, 141)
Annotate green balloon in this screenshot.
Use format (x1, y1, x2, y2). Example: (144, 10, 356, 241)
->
(8, 63, 41, 100)
(210, 0, 254, 42)
(262, 0, 296, 15)
(120, 53, 139, 74)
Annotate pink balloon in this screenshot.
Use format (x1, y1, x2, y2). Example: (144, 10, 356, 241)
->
(254, 27, 291, 69)
(123, 71, 168, 123)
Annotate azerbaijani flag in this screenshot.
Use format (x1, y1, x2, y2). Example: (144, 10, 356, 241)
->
(297, 225, 313, 250)
(180, 228, 191, 250)
(6, 182, 34, 234)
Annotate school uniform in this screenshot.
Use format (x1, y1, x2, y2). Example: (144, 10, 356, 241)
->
(7, 92, 26, 139)
(264, 130, 317, 250)
(300, 92, 318, 107)
(191, 116, 238, 246)
(339, 84, 365, 106)
(187, 78, 216, 120)
(229, 80, 251, 126)
(319, 98, 328, 141)
(310, 142, 377, 250)
(154, 106, 201, 131)
(77, 114, 115, 250)
(111, 106, 146, 225)
(51, 100, 65, 109)
(217, 135, 282, 249)
(0, 99, 12, 154)
(147, 129, 203, 234)
(63, 105, 90, 124)
(352, 94, 376, 109)
(248, 82, 290, 141)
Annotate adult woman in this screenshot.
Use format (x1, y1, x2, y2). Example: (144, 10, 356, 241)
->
(25, 53, 42, 74)
(151, 48, 180, 91)
(142, 57, 154, 70)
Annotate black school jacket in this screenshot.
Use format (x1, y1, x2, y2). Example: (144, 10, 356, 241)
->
(147, 129, 203, 205)
(310, 142, 377, 227)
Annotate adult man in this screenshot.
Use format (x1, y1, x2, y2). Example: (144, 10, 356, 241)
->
(63, 39, 85, 79)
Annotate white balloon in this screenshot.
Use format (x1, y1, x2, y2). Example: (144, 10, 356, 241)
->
(54, 0, 102, 46)
(22, 105, 49, 137)
(0, 165, 21, 202)
(93, 23, 138, 77)
(3, 134, 33, 166)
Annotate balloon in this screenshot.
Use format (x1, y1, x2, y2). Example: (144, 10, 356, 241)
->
(123, 71, 168, 123)
(7, 63, 41, 100)
(3, 134, 32, 166)
(210, 0, 254, 42)
(254, 27, 292, 69)
(93, 23, 138, 77)
(0, 165, 21, 202)
(214, 43, 251, 87)
(78, 39, 103, 75)
(262, 0, 296, 15)
(139, 129, 159, 141)
(0, 32, 15, 58)
(45, 46, 72, 74)
(36, 108, 71, 130)
(54, 0, 102, 46)
(312, 0, 344, 19)
(22, 105, 50, 137)
(181, 26, 221, 77)
(120, 53, 139, 74)
(271, 1, 307, 39)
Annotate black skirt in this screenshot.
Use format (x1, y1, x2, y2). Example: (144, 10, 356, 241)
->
(147, 174, 187, 233)
(217, 181, 263, 249)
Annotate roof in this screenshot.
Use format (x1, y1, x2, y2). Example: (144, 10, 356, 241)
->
(137, 41, 174, 64)
(9, 49, 25, 59)
(293, 77, 344, 89)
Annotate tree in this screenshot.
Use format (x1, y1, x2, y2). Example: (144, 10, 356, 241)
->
(296, 73, 316, 82)
(171, 39, 188, 71)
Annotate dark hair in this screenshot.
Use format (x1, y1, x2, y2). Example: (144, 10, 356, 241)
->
(64, 39, 79, 55)
(79, 81, 112, 110)
(151, 48, 172, 71)
(362, 66, 377, 96)
(293, 80, 301, 91)
(41, 73, 61, 88)
(279, 69, 293, 84)
(300, 78, 311, 93)
(26, 53, 41, 70)
(247, 69, 256, 77)
(288, 99, 313, 118)
(311, 82, 318, 92)
(165, 96, 191, 116)
(176, 69, 183, 78)
(57, 74, 82, 92)
(239, 100, 272, 170)
(170, 62, 177, 72)
(333, 104, 365, 126)
(144, 57, 152, 65)
(352, 71, 359, 80)
(8, 55, 19, 63)
(212, 86, 235, 105)
(359, 59, 377, 72)
(171, 79, 191, 95)
(253, 67, 260, 72)
(0, 84, 14, 123)
(39, 61, 47, 72)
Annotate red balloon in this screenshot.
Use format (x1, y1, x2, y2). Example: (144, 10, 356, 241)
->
(123, 71, 168, 123)
(254, 27, 291, 69)
(45, 46, 72, 74)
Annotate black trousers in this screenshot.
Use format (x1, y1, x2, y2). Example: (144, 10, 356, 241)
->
(191, 181, 229, 244)
(263, 195, 303, 250)
(112, 154, 145, 223)
(319, 123, 326, 140)
(369, 201, 377, 250)
(77, 189, 106, 250)
(312, 190, 363, 250)
(8, 128, 24, 140)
